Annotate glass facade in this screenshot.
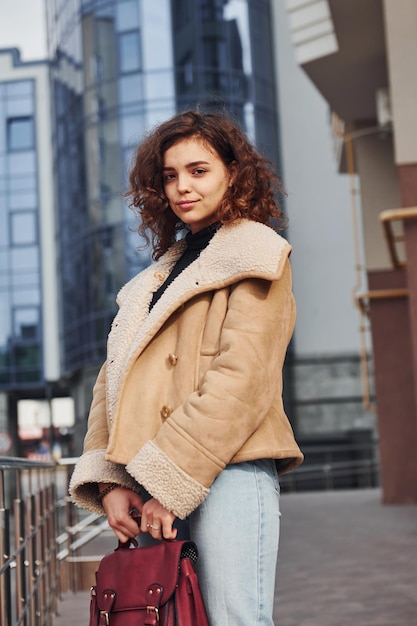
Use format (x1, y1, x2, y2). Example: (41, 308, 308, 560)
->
(46, 0, 281, 376)
(0, 80, 42, 387)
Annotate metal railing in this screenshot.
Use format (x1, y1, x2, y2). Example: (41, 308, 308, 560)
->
(55, 459, 111, 596)
(280, 442, 380, 493)
(0, 457, 111, 626)
(0, 457, 61, 626)
(380, 206, 417, 269)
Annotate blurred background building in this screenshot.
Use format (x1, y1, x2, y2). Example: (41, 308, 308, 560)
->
(44, 0, 286, 449)
(0, 48, 64, 456)
(284, 0, 417, 503)
(0, 0, 386, 493)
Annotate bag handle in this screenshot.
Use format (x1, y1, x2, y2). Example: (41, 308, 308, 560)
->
(117, 536, 138, 550)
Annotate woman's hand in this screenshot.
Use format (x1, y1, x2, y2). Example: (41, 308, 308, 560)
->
(100, 486, 144, 543)
(140, 498, 177, 540)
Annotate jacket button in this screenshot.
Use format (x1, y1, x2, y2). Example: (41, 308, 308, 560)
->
(154, 271, 166, 281)
(160, 405, 173, 420)
(168, 353, 178, 366)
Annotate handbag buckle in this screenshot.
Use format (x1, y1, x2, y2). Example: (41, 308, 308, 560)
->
(146, 606, 159, 622)
(99, 589, 116, 626)
(100, 610, 110, 626)
(146, 584, 162, 624)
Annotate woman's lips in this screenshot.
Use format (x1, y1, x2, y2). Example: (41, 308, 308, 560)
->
(177, 200, 197, 210)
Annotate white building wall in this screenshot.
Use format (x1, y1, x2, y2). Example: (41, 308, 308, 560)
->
(272, 2, 360, 357)
(271, 3, 375, 437)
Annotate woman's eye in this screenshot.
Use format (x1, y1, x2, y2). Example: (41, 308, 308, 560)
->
(164, 173, 176, 182)
(193, 168, 206, 175)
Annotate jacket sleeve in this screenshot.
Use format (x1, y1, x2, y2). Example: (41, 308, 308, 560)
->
(126, 259, 295, 518)
(69, 362, 140, 513)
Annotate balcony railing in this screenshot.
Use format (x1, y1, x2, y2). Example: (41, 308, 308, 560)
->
(0, 457, 111, 626)
(0, 457, 60, 626)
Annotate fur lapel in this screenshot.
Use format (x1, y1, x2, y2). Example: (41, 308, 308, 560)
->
(106, 220, 291, 420)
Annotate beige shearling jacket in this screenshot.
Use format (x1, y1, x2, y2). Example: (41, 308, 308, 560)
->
(70, 220, 303, 519)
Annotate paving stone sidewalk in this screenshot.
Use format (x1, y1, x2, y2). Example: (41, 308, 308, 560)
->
(274, 488, 417, 626)
(53, 488, 417, 626)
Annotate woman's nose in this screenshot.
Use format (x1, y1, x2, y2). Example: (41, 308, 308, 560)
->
(177, 173, 191, 193)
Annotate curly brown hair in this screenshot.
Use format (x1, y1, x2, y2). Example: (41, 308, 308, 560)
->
(126, 110, 285, 259)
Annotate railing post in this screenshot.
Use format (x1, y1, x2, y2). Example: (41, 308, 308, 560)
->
(0, 470, 12, 626)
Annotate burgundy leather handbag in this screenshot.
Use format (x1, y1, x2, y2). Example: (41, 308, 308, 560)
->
(89, 539, 210, 626)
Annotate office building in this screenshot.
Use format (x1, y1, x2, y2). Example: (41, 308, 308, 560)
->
(0, 48, 58, 453)
(45, 0, 284, 445)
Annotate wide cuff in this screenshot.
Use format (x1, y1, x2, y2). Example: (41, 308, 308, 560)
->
(126, 440, 209, 519)
(69, 449, 141, 514)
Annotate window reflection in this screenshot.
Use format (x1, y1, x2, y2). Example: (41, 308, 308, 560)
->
(8, 152, 36, 175)
(5, 80, 33, 98)
(0, 76, 43, 384)
(10, 212, 37, 246)
(8, 175, 36, 193)
(11, 288, 40, 307)
(13, 307, 39, 340)
(116, 0, 139, 31)
(6, 97, 34, 117)
(0, 218, 7, 246)
(4, 81, 34, 117)
(0, 303, 10, 342)
(9, 190, 37, 210)
(119, 74, 142, 105)
(11, 246, 38, 273)
(0, 77, 42, 385)
(118, 32, 141, 73)
(7, 117, 35, 151)
(120, 114, 143, 147)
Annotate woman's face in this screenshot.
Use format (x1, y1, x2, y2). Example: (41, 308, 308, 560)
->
(163, 137, 233, 234)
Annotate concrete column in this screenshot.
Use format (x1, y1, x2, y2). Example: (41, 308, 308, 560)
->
(368, 270, 417, 503)
(404, 219, 417, 407)
(354, 129, 417, 503)
(398, 165, 417, 407)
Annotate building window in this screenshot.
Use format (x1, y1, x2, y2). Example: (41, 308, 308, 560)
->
(200, 0, 224, 21)
(7, 117, 35, 151)
(118, 31, 141, 73)
(172, 0, 193, 28)
(13, 307, 40, 341)
(181, 56, 194, 87)
(5, 80, 34, 117)
(9, 189, 37, 210)
(116, 0, 139, 31)
(119, 74, 142, 105)
(10, 212, 37, 246)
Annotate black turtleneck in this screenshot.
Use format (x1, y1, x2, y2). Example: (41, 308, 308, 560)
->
(149, 222, 219, 311)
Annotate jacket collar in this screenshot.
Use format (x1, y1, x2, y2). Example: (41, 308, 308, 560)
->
(106, 220, 291, 419)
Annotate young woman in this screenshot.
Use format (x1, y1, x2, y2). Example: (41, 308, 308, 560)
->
(70, 110, 303, 625)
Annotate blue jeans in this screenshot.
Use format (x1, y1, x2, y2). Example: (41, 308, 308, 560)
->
(138, 459, 280, 625)
(188, 459, 280, 626)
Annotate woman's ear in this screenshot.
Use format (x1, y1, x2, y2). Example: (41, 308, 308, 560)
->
(228, 161, 238, 187)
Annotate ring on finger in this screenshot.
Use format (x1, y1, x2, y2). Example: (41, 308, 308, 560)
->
(148, 523, 160, 531)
